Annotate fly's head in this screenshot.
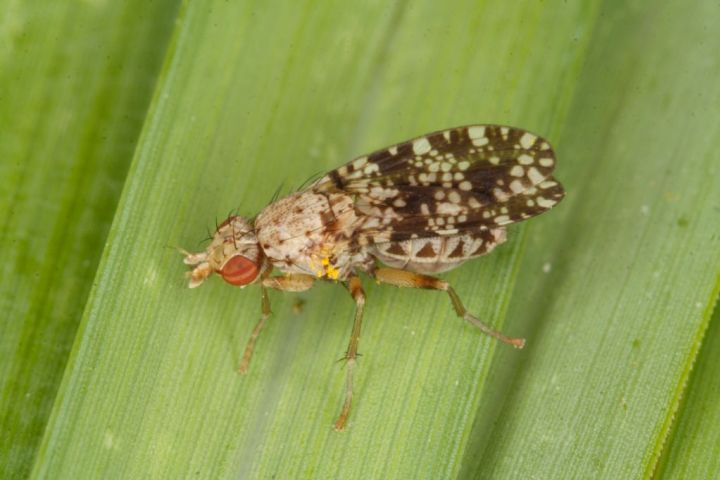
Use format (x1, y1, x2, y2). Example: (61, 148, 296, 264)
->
(182, 216, 266, 288)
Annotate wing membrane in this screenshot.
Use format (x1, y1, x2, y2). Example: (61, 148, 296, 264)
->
(313, 125, 565, 244)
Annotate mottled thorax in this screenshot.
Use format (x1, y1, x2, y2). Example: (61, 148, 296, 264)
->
(255, 191, 364, 280)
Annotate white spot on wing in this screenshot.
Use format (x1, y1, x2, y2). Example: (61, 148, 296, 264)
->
(467, 126, 486, 140)
(519, 133, 537, 149)
(527, 167, 545, 184)
(472, 137, 489, 147)
(518, 154, 534, 165)
(353, 157, 368, 169)
(363, 162, 379, 175)
(536, 197, 556, 208)
(437, 202, 462, 215)
(493, 188, 509, 202)
(364, 217, 381, 229)
(413, 138, 432, 155)
(509, 180, 524, 193)
(370, 186, 399, 200)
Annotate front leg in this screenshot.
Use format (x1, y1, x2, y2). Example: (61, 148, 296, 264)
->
(238, 273, 316, 374)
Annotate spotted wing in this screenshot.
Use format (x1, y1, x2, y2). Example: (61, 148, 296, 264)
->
(313, 125, 565, 244)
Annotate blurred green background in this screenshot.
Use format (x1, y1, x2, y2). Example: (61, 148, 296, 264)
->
(1, 1, 718, 478)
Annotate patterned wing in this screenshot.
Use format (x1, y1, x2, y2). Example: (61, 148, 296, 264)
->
(313, 125, 565, 244)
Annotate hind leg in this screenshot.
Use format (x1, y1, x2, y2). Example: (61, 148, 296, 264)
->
(373, 267, 524, 348)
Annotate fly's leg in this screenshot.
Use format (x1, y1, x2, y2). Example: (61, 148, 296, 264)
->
(238, 273, 316, 374)
(334, 275, 365, 431)
(373, 267, 525, 348)
(238, 285, 271, 374)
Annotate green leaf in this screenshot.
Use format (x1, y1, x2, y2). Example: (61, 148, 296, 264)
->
(0, 1, 179, 477)
(462, 1, 720, 477)
(0, 0, 715, 478)
(31, 1, 600, 477)
(656, 303, 720, 478)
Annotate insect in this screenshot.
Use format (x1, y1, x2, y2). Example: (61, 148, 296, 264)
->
(181, 125, 565, 430)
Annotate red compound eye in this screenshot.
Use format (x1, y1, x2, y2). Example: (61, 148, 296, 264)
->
(219, 255, 259, 286)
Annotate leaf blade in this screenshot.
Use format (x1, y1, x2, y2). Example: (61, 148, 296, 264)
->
(462, 0, 720, 477)
(0, 1, 180, 476)
(31, 0, 601, 478)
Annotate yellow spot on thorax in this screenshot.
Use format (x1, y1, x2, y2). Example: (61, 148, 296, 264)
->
(312, 255, 340, 280)
(325, 264, 340, 280)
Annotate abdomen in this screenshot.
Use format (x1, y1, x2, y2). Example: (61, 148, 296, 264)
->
(370, 229, 506, 274)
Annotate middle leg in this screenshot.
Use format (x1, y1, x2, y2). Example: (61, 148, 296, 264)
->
(334, 275, 365, 431)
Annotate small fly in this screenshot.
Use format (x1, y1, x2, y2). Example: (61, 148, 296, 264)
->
(181, 125, 565, 430)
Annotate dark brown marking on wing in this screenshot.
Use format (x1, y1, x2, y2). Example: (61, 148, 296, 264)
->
(310, 125, 564, 245)
(416, 242, 436, 258)
(448, 241, 466, 258)
(470, 241, 488, 256)
(385, 243, 406, 256)
(328, 170, 345, 188)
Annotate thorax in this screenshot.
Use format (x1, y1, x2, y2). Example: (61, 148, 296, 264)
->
(255, 191, 370, 279)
